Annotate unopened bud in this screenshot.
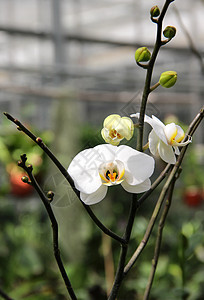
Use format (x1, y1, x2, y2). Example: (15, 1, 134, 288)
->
(36, 137, 43, 144)
(47, 191, 54, 201)
(21, 176, 29, 183)
(135, 47, 151, 63)
(18, 160, 23, 167)
(27, 164, 33, 171)
(163, 26, 176, 39)
(159, 71, 177, 88)
(150, 6, 160, 18)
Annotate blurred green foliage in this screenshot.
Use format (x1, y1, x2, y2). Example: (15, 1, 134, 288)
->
(0, 119, 53, 196)
(0, 198, 67, 299)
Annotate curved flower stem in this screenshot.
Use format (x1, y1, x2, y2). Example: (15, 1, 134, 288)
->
(143, 174, 178, 300)
(18, 155, 77, 300)
(185, 105, 204, 137)
(137, 0, 174, 151)
(136, 61, 149, 69)
(108, 194, 138, 300)
(124, 105, 204, 275)
(3, 112, 125, 245)
(124, 171, 176, 275)
(149, 82, 160, 92)
(0, 288, 14, 300)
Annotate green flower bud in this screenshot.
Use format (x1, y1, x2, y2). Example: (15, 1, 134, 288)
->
(163, 26, 176, 39)
(150, 6, 160, 18)
(159, 71, 177, 88)
(135, 47, 151, 63)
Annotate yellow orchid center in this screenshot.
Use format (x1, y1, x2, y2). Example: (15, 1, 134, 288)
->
(107, 170, 117, 181)
(99, 160, 125, 186)
(164, 123, 185, 146)
(109, 129, 123, 140)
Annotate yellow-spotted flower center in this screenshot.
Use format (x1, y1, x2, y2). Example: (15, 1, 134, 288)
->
(109, 129, 123, 140)
(99, 160, 125, 186)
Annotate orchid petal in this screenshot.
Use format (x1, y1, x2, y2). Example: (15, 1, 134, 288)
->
(149, 116, 168, 145)
(158, 140, 176, 164)
(130, 113, 139, 119)
(103, 114, 121, 130)
(175, 125, 185, 143)
(80, 185, 108, 205)
(152, 115, 166, 128)
(68, 148, 102, 174)
(69, 167, 102, 194)
(94, 144, 117, 162)
(131, 113, 167, 145)
(130, 113, 154, 125)
(149, 129, 159, 155)
(68, 145, 115, 194)
(116, 145, 155, 184)
(122, 178, 151, 193)
(114, 117, 134, 140)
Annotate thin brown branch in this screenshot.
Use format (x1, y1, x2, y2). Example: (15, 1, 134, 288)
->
(18, 154, 77, 300)
(124, 170, 174, 275)
(3, 112, 125, 245)
(0, 288, 14, 300)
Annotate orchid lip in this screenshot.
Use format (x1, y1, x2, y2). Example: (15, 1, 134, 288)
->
(99, 160, 125, 186)
(172, 135, 192, 147)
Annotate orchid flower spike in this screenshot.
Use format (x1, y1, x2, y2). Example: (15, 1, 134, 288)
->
(131, 113, 192, 164)
(68, 144, 155, 205)
(101, 114, 134, 146)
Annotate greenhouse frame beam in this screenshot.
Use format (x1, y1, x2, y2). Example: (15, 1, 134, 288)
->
(0, 25, 196, 54)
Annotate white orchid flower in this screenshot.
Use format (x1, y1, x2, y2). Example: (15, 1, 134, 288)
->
(68, 144, 155, 205)
(101, 114, 134, 146)
(131, 113, 192, 164)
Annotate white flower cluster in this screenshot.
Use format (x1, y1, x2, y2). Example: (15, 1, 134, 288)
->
(68, 113, 191, 205)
